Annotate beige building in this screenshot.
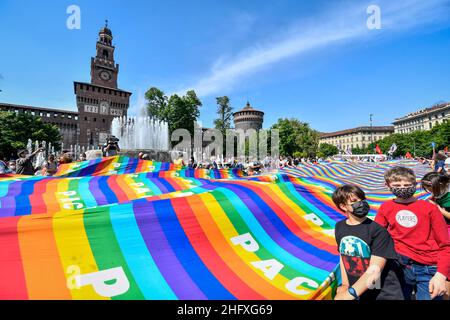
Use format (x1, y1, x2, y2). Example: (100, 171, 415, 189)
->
(319, 126, 394, 150)
(393, 102, 450, 134)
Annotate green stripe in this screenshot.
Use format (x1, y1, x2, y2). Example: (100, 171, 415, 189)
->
(83, 205, 145, 300)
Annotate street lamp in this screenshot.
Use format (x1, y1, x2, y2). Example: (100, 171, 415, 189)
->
(370, 114, 373, 153)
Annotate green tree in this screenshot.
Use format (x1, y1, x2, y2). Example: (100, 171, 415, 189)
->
(213, 96, 233, 136)
(318, 143, 339, 158)
(0, 111, 61, 159)
(145, 87, 168, 121)
(213, 96, 233, 156)
(270, 118, 319, 157)
(368, 121, 450, 158)
(145, 87, 202, 144)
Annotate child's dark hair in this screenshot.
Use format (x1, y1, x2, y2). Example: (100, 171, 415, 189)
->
(332, 185, 366, 212)
(421, 172, 450, 196)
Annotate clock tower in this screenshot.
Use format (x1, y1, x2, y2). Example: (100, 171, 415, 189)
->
(91, 20, 119, 88)
(74, 21, 132, 148)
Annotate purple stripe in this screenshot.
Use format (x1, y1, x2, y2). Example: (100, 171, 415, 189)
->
(0, 180, 25, 216)
(133, 200, 206, 299)
(148, 178, 170, 194)
(88, 177, 108, 206)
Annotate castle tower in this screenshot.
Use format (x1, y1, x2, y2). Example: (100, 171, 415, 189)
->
(74, 21, 132, 147)
(233, 101, 264, 131)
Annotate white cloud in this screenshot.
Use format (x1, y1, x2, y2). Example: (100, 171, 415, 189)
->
(174, 0, 450, 98)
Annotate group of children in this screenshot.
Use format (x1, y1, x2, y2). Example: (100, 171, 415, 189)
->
(332, 166, 450, 300)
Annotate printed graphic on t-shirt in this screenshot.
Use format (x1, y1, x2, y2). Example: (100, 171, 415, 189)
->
(395, 210, 418, 228)
(339, 236, 371, 277)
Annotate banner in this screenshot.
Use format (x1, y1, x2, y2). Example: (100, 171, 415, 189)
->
(0, 157, 430, 300)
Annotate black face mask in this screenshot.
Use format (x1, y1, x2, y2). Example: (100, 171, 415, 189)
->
(351, 200, 370, 218)
(391, 186, 416, 199)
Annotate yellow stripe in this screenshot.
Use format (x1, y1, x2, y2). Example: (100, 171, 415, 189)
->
(52, 179, 109, 300)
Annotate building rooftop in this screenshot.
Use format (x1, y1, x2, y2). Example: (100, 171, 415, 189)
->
(73, 81, 132, 95)
(393, 102, 450, 123)
(0, 102, 78, 115)
(233, 101, 264, 115)
(320, 126, 394, 138)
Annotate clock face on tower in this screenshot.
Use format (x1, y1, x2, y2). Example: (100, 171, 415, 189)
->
(99, 70, 111, 81)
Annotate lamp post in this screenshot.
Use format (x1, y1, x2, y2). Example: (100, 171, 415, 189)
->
(370, 114, 373, 153)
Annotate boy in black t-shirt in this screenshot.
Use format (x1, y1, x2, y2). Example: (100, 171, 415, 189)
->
(332, 184, 404, 300)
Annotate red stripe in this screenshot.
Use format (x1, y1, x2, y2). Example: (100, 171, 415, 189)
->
(170, 197, 264, 299)
(93, 157, 115, 176)
(29, 178, 48, 215)
(0, 217, 28, 299)
(107, 176, 129, 203)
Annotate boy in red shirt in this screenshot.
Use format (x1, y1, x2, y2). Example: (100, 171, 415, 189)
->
(375, 166, 450, 300)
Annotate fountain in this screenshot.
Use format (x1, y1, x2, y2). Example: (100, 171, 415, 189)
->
(111, 116, 169, 151)
(110, 105, 171, 161)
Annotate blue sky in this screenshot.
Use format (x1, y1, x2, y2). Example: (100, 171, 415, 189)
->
(0, 0, 449, 132)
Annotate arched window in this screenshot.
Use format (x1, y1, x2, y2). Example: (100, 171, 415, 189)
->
(103, 49, 109, 58)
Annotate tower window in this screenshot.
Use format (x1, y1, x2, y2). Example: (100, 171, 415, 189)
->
(103, 49, 109, 58)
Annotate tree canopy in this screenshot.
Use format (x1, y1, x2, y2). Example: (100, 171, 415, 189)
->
(317, 143, 339, 158)
(0, 111, 61, 159)
(145, 87, 202, 143)
(362, 120, 450, 157)
(270, 118, 319, 158)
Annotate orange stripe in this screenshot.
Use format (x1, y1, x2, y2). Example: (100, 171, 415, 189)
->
(42, 179, 62, 213)
(18, 214, 71, 299)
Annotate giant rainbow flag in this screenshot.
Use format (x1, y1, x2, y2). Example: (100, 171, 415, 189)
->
(0, 156, 431, 300)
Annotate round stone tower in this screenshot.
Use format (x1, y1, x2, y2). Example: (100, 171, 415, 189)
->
(233, 101, 264, 131)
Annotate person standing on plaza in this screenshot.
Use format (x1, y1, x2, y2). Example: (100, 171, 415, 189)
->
(43, 154, 58, 176)
(16, 147, 44, 175)
(103, 136, 121, 157)
(434, 150, 447, 172)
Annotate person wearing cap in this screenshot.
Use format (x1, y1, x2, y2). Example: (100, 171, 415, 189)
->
(16, 147, 44, 175)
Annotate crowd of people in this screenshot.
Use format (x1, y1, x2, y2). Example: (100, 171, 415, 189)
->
(1, 141, 450, 301)
(0, 148, 86, 176)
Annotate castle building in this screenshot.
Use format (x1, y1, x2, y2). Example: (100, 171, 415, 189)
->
(0, 103, 79, 146)
(0, 23, 131, 148)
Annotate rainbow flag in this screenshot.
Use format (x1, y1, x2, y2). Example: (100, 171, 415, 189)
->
(0, 157, 430, 300)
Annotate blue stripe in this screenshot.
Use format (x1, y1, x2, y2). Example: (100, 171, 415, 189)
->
(109, 203, 178, 299)
(98, 176, 118, 204)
